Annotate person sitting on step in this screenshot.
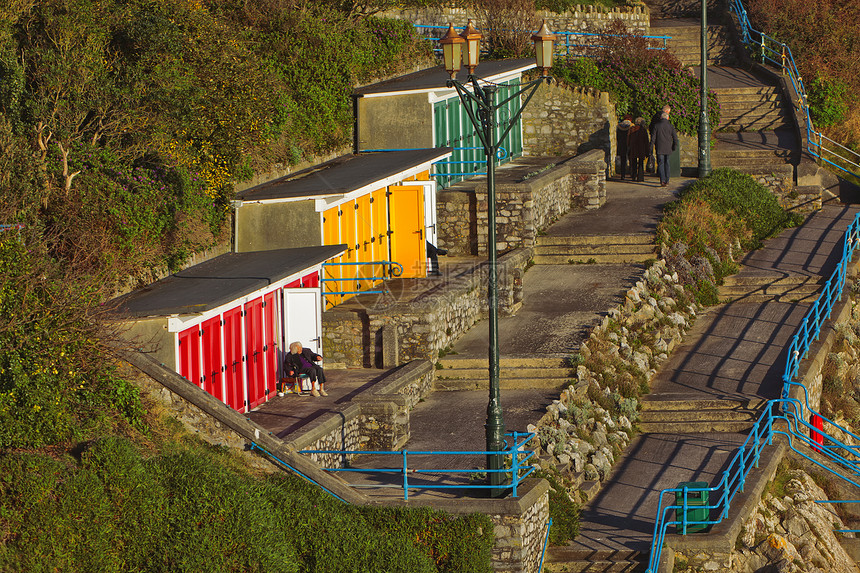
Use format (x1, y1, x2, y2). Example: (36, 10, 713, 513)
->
(284, 341, 328, 397)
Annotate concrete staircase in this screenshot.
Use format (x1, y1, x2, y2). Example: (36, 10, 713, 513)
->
(433, 356, 573, 391)
(649, 20, 737, 67)
(534, 235, 657, 265)
(718, 272, 821, 303)
(639, 398, 761, 433)
(544, 548, 647, 572)
(713, 85, 792, 132)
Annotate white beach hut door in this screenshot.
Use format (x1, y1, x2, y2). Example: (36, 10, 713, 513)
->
(281, 289, 322, 355)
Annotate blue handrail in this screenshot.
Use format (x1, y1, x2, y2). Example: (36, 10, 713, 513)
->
(645, 212, 860, 572)
(728, 0, 860, 181)
(415, 24, 670, 56)
(249, 442, 347, 503)
(301, 431, 536, 501)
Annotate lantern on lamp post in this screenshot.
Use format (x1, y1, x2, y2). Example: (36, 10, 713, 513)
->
(440, 19, 555, 497)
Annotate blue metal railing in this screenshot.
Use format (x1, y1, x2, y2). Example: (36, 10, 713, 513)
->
(249, 441, 347, 502)
(357, 146, 509, 181)
(415, 24, 669, 56)
(301, 431, 536, 501)
(320, 260, 403, 305)
(728, 0, 860, 181)
(645, 212, 860, 572)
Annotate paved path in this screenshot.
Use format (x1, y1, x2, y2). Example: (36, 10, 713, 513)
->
(566, 203, 860, 560)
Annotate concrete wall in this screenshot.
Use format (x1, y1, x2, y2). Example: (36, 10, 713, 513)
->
(356, 93, 434, 151)
(115, 317, 174, 370)
(235, 200, 321, 252)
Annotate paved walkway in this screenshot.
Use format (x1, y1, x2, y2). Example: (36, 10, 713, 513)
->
(565, 202, 860, 561)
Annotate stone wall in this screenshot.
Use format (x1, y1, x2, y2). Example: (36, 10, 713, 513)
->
(672, 469, 859, 573)
(436, 153, 607, 257)
(522, 82, 615, 165)
(380, 478, 552, 573)
(377, 5, 650, 34)
(323, 249, 531, 367)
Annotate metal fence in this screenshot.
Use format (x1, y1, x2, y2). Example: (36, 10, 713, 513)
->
(728, 0, 860, 182)
(301, 431, 536, 501)
(415, 24, 669, 57)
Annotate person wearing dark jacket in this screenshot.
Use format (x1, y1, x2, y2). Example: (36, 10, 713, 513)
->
(616, 115, 633, 180)
(627, 117, 649, 182)
(650, 111, 679, 187)
(284, 341, 327, 397)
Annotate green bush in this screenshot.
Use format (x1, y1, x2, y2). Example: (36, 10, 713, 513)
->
(533, 468, 580, 545)
(807, 74, 848, 128)
(553, 21, 720, 135)
(0, 438, 494, 572)
(657, 168, 804, 305)
(674, 168, 803, 247)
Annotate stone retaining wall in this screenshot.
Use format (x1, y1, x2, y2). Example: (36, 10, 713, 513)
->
(436, 152, 607, 257)
(522, 82, 615, 164)
(322, 249, 531, 367)
(377, 5, 650, 34)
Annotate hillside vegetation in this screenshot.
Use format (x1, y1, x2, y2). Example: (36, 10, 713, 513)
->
(746, 0, 860, 152)
(0, 2, 498, 570)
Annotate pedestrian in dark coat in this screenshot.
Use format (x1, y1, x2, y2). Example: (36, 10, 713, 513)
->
(650, 111, 679, 186)
(616, 115, 633, 180)
(627, 117, 649, 182)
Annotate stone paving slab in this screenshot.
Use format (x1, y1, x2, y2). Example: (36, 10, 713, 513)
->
(449, 263, 644, 359)
(544, 177, 685, 238)
(247, 367, 389, 440)
(646, 301, 807, 402)
(736, 204, 860, 278)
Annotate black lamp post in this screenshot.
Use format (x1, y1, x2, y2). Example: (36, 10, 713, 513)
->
(698, 0, 712, 177)
(440, 20, 555, 497)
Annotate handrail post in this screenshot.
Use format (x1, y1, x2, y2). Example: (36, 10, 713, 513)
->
(681, 485, 689, 535)
(402, 450, 409, 501)
(781, 45, 786, 74)
(739, 446, 746, 492)
(511, 431, 520, 497)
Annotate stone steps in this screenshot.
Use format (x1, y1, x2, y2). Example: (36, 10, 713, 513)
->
(534, 235, 657, 264)
(544, 548, 647, 573)
(434, 356, 572, 391)
(639, 398, 759, 433)
(650, 23, 737, 67)
(719, 273, 821, 302)
(712, 86, 793, 131)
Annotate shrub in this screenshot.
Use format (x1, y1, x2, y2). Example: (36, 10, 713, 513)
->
(533, 468, 581, 545)
(657, 169, 803, 305)
(552, 20, 720, 135)
(807, 74, 848, 128)
(0, 438, 495, 572)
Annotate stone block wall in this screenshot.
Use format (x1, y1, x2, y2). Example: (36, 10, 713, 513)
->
(568, 149, 608, 210)
(322, 250, 531, 368)
(436, 189, 477, 256)
(377, 5, 650, 35)
(436, 155, 606, 257)
(522, 82, 615, 164)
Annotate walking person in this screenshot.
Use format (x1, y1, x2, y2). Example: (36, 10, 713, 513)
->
(650, 108, 679, 187)
(627, 117, 649, 182)
(616, 115, 633, 180)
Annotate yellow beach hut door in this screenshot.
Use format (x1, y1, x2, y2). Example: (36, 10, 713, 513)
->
(388, 185, 426, 278)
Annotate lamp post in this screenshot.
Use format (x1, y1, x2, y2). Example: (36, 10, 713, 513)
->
(698, 0, 712, 177)
(440, 20, 555, 497)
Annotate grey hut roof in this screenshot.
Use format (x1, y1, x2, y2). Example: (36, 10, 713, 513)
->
(236, 148, 452, 203)
(353, 59, 535, 96)
(112, 245, 346, 318)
